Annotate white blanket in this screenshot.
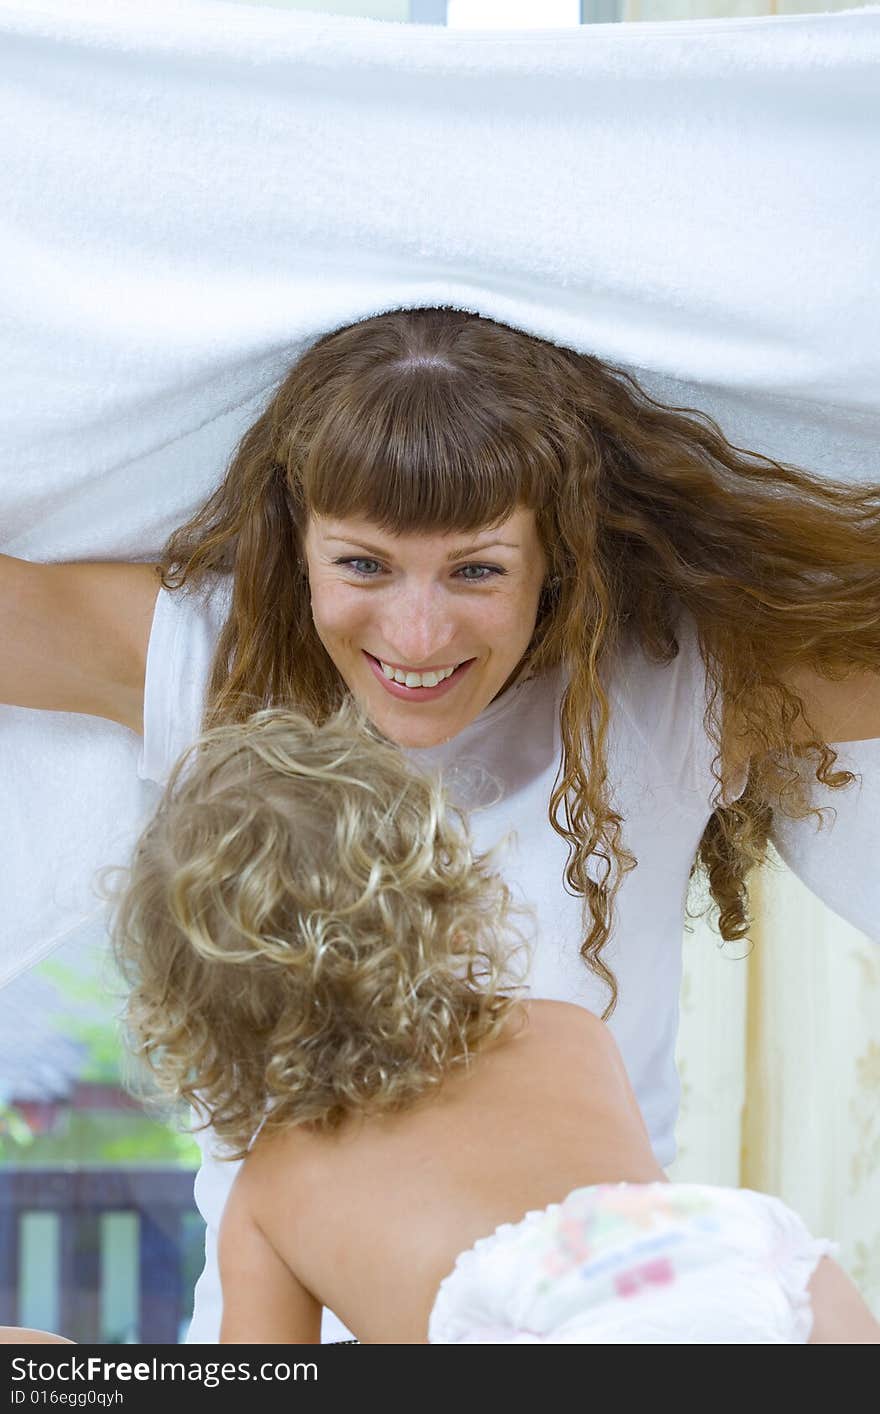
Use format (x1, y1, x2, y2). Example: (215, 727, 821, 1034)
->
(2, 0, 878, 984)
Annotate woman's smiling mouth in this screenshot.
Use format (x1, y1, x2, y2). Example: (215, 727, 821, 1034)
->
(363, 652, 475, 700)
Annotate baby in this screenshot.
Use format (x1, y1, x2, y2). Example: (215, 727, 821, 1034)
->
(109, 703, 879, 1345)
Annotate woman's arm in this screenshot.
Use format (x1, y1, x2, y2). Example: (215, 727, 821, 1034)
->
(723, 664, 880, 781)
(780, 665, 880, 746)
(218, 1171, 322, 1345)
(0, 555, 160, 732)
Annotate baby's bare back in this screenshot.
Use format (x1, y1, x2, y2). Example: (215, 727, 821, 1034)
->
(243, 1000, 664, 1344)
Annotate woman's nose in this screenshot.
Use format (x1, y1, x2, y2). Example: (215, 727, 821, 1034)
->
(381, 590, 457, 665)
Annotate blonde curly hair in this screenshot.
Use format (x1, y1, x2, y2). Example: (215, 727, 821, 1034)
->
(108, 701, 526, 1159)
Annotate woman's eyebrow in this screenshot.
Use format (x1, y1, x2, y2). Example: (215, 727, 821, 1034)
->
(447, 540, 520, 562)
(322, 536, 520, 561)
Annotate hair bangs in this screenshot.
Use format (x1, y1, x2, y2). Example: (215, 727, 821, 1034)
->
(298, 365, 547, 534)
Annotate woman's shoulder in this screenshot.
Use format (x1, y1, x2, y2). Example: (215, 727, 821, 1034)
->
(149, 571, 234, 676)
(552, 610, 704, 714)
(151, 571, 234, 663)
(160, 570, 233, 619)
(601, 611, 722, 792)
(138, 572, 234, 785)
(606, 610, 702, 700)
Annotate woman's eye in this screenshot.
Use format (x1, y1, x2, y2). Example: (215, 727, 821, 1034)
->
(335, 558, 503, 582)
(338, 558, 383, 576)
(457, 564, 502, 582)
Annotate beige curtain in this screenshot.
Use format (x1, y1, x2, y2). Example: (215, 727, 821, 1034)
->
(621, 1, 871, 20)
(612, 0, 879, 1324)
(671, 849, 880, 1316)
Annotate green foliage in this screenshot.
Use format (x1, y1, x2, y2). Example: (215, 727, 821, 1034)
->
(0, 1109, 200, 1167)
(4, 952, 199, 1168)
(0, 1102, 35, 1150)
(40, 957, 126, 1084)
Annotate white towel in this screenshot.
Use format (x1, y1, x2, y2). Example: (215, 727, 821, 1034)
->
(1, 0, 878, 983)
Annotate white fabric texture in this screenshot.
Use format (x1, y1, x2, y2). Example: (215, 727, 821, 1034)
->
(138, 577, 742, 1340)
(2, 0, 880, 987)
(427, 1182, 835, 1345)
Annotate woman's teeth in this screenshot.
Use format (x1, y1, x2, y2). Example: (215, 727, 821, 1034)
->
(378, 660, 458, 688)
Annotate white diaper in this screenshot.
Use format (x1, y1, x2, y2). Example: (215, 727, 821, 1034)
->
(428, 1183, 835, 1344)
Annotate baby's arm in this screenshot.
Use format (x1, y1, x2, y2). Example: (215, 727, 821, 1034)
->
(0, 1328, 73, 1343)
(807, 1257, 880, 1344)
(218, 1167, 322, 1345)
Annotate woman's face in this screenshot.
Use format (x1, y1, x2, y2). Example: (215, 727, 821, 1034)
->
(302, 506, 548, 748)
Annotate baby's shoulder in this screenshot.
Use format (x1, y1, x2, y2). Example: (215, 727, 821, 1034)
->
(524, 998, 605, 1037)
(239, 1121, 327, 1198)
(508, 1003, 636, 1122)
(518, 999, 625, 1070)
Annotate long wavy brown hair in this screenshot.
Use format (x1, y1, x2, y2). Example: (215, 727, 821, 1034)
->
(159, 307, 880, 1014)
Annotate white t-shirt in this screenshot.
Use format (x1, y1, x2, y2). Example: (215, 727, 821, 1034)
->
(137, 576, 744, 1343)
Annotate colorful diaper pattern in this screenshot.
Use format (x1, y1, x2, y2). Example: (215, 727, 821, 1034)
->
(428, 1182, 836, 1344)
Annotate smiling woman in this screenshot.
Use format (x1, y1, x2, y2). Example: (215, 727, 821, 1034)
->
(302, 510, 546, 747)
